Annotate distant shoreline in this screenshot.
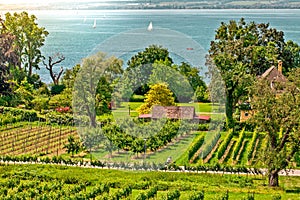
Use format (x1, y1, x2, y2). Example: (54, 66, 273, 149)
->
(2, 3, 300, 11)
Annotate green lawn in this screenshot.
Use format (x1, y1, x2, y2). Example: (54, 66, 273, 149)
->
(112, 102, 223, 119)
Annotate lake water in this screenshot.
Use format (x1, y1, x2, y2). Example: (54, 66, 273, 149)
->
(26, 9, 300, 83)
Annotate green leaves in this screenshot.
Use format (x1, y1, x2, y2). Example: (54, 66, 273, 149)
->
(2, 12, 48, 76)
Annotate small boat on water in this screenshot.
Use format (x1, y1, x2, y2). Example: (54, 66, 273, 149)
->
(93, 19, 96, 28)
(147, 21, 153, 31)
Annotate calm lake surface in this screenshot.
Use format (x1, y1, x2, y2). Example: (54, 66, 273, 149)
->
(26, 9, 300, 82)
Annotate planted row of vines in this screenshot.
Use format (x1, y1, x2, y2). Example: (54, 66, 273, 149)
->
(0, 170, 209, 200)
(0, 123, 78, 156)
(188, 129, 266, 166)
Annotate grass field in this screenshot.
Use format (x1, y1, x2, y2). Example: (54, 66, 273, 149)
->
(112, 102, 223, 119)
(0, 164, 299, 199)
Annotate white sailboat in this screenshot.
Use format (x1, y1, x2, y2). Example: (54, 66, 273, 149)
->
(93, 19, 96, 28)
(147, 21, 153, 31)
(83, 16, 87, 23)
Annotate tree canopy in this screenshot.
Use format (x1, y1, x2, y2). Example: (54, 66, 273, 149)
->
(207, 18, 300, 128)
(2, 11, 48, 76)
(137, 82, 176, 114)
(73, 52, 123, 127)
(127, 44, 173, 70)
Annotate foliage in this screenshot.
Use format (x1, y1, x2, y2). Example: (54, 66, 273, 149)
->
(149, 61, 194, 102)
(130, 94, 145, 102)
(2, 11, 48, 76)
(61, 64, 81, 89)
(31, 96, 49, 112)
(250, 68, 300, 186)
(13, 77, 35, 108)
(207, 18, 297, 128)
(217, 129, 234, 159)
(232, 128, 245, 160)
(247, 129, 258, 161)
(165, 189, 180, 200)
(125, 45, 172, 96)
(127, 44, 173, 71)
(137, 83, 176, 114)
(73, 52, 122, 127)
(0, 163, 298, 199)
(0, 107, 38, 125)
(50, 84, 65, 95)
(193, 85, 209, 102)
(0, 21, 18, 95)
(188, 134, 205, 160)
(45, 111, 73, 125)
(199, 131, 221, 159)
(63, 135, 81, 156)
(188, 191, 205, 200)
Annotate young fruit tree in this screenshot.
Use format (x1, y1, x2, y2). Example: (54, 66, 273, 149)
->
(250, 68, 300, 187)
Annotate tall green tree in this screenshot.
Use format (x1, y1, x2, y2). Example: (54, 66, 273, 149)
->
(127, 44, 173, 70)
(73, 52, 122, 127)
(126, 45, 173, 95)
(0, 34, 16, 95)
(207, 18, 295, 128)
(2, 11, 48, 76)
(251, 69, 300, 187)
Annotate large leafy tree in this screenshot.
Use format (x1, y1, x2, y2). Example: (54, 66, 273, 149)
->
(251, 69, 300, 187)
(0, 33, 17, 95)
(175, 62, 207, 102)
(207, 18, 298, 128)
(2, 11, 48, 76)
(126, 45, 173, 95)
(127, 44, 173, 70)
(73, 52, 122, 127)
(137, 82, 176, 114)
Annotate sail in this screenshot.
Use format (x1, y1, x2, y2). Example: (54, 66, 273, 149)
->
(93, 19, 96, 28)
(147, 21, 153, 31)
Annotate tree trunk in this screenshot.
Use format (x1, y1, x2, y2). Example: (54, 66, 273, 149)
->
(225, 91, 234, 129)
(269, 171, 279, 187)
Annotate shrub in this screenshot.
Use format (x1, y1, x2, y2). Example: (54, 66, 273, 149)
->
(51, 84, 65, 95)
(198, 124, 209, 131)
(0, 107, 38, 124)
(188, 191, 205, 200)
(130, 95, 145, 102)
(45, 111, 73, 125)
(168, 190, 181, 200)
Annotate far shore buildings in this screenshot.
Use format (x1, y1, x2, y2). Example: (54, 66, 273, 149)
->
(138, 105, 210, 123)
(240, 60, 287, 122)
